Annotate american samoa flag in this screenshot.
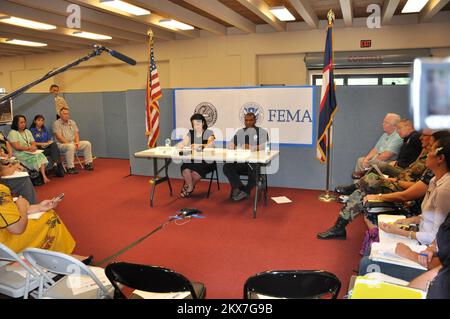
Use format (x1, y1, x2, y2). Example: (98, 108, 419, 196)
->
(316, 25, 337, 163)
(145, 46, 162, 148)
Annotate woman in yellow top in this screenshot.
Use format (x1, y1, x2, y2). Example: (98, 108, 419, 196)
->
(0, 184, 75, 254)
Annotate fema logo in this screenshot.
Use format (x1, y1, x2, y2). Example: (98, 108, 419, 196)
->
(240, 102, 264, 124)
(194, 102, 218, 127)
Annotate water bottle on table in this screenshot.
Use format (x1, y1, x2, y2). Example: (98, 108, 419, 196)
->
(165, 138, 171, 147)
(264, 142, 271, 155)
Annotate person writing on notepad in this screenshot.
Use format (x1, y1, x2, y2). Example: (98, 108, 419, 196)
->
(376, 137, 450, 245)
(358, 213, 450, 293)
(7, 115, 50, 184)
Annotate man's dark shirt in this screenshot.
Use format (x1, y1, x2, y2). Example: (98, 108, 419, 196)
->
(397, 131, 422, 168)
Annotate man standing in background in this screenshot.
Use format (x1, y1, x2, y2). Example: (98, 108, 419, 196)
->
(50, 84, 69, 119)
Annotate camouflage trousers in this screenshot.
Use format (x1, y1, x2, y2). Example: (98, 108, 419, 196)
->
(339, 172, 403, 221)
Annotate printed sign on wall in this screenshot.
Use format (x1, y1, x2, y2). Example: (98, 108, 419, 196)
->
(174, 86, 316, 146)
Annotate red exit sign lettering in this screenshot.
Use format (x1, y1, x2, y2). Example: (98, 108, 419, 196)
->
(360, 40, 372, 48)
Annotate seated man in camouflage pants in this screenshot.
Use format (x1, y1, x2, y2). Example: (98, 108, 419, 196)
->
(316, 131, 447, 240)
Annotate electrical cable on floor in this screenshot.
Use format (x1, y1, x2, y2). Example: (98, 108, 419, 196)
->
(94, 208, 204, 266)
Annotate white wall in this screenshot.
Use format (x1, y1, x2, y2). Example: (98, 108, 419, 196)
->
(1, 17, 450, 93)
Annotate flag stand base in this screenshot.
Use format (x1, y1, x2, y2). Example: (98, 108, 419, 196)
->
(318, 191, 337, 202)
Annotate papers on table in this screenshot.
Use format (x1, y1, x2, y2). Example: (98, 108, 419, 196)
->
(1, 171, 29, 179)
(271, 196, 292, 204)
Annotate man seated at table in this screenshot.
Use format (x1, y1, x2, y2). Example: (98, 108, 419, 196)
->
(223, 112, 269, 202)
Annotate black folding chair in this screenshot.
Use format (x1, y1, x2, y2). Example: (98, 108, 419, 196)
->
(243, 270, 341, 299)
(105, 262, 206, 299)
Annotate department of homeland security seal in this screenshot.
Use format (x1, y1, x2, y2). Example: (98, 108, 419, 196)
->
(240, 102, 265, 125)
(194, 102, 218, 127)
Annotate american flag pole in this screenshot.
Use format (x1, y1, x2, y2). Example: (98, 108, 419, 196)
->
(318, 10, 337, 202)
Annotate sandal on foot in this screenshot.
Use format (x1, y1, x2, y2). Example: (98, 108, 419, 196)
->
(180, 185, 193, 198)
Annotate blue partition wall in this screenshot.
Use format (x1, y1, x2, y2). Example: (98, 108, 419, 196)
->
(5, 86, 409, 190)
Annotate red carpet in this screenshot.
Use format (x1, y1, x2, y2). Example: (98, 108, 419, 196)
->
(36, 158, 366, 299)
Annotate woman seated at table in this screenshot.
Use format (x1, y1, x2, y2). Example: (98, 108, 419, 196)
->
(29, 114, 64, 177)
(0, 183, 75, 254)
(177, 113, 215, 198)
(7, 115, 50, 184)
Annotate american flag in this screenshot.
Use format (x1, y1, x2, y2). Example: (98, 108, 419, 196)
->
(316, 24, 337, 163)
(146, 46, 162, 148)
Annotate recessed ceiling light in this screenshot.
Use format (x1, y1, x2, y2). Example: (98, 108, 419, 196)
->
(5, 39, 47, 47)
(402, 0, 429, 13)
(99, 0, 151, 16)
(71, 31, 112, 40)
(269, 6, 295, 21)
(159, 19, 194, 30)
(0, 16, 56, 30)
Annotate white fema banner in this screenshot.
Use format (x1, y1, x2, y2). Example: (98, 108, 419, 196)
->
(173, 86, 316, 147)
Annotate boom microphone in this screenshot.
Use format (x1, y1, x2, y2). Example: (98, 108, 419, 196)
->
(94, 44, 137, 65)
(109, 49, 137, 65)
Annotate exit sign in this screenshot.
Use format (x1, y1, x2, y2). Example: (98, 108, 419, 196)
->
(360, 40, 372, 48)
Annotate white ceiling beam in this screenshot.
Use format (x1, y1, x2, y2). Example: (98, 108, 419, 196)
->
(235, 0, 286, 31)
(420, 0, 450, 22)
(3, 0, 143, 44)
(182, 0, 256, 33)
(381, 0, 400, 24)
(128, 0, 227, 35)
(288, 0, 319, 29)
(339, 0, 353, 27)
(69, 0, 191, 39)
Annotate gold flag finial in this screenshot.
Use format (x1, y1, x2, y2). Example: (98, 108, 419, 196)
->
(147, 29, 154, 45)
(327, 9, 335, 26)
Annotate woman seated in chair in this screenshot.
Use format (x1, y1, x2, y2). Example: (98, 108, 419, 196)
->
(365, 137, 450, 245)
(7, 115, 50, 184)
(29, 115, 64, 178)
(0, 183, 75, 254)
(177, 114, 215, 198)
(0, 131, 13, 158)
(0, 157, 37, 204)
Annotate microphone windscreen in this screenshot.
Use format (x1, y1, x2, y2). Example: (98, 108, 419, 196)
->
(109, 50, 137, 65)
